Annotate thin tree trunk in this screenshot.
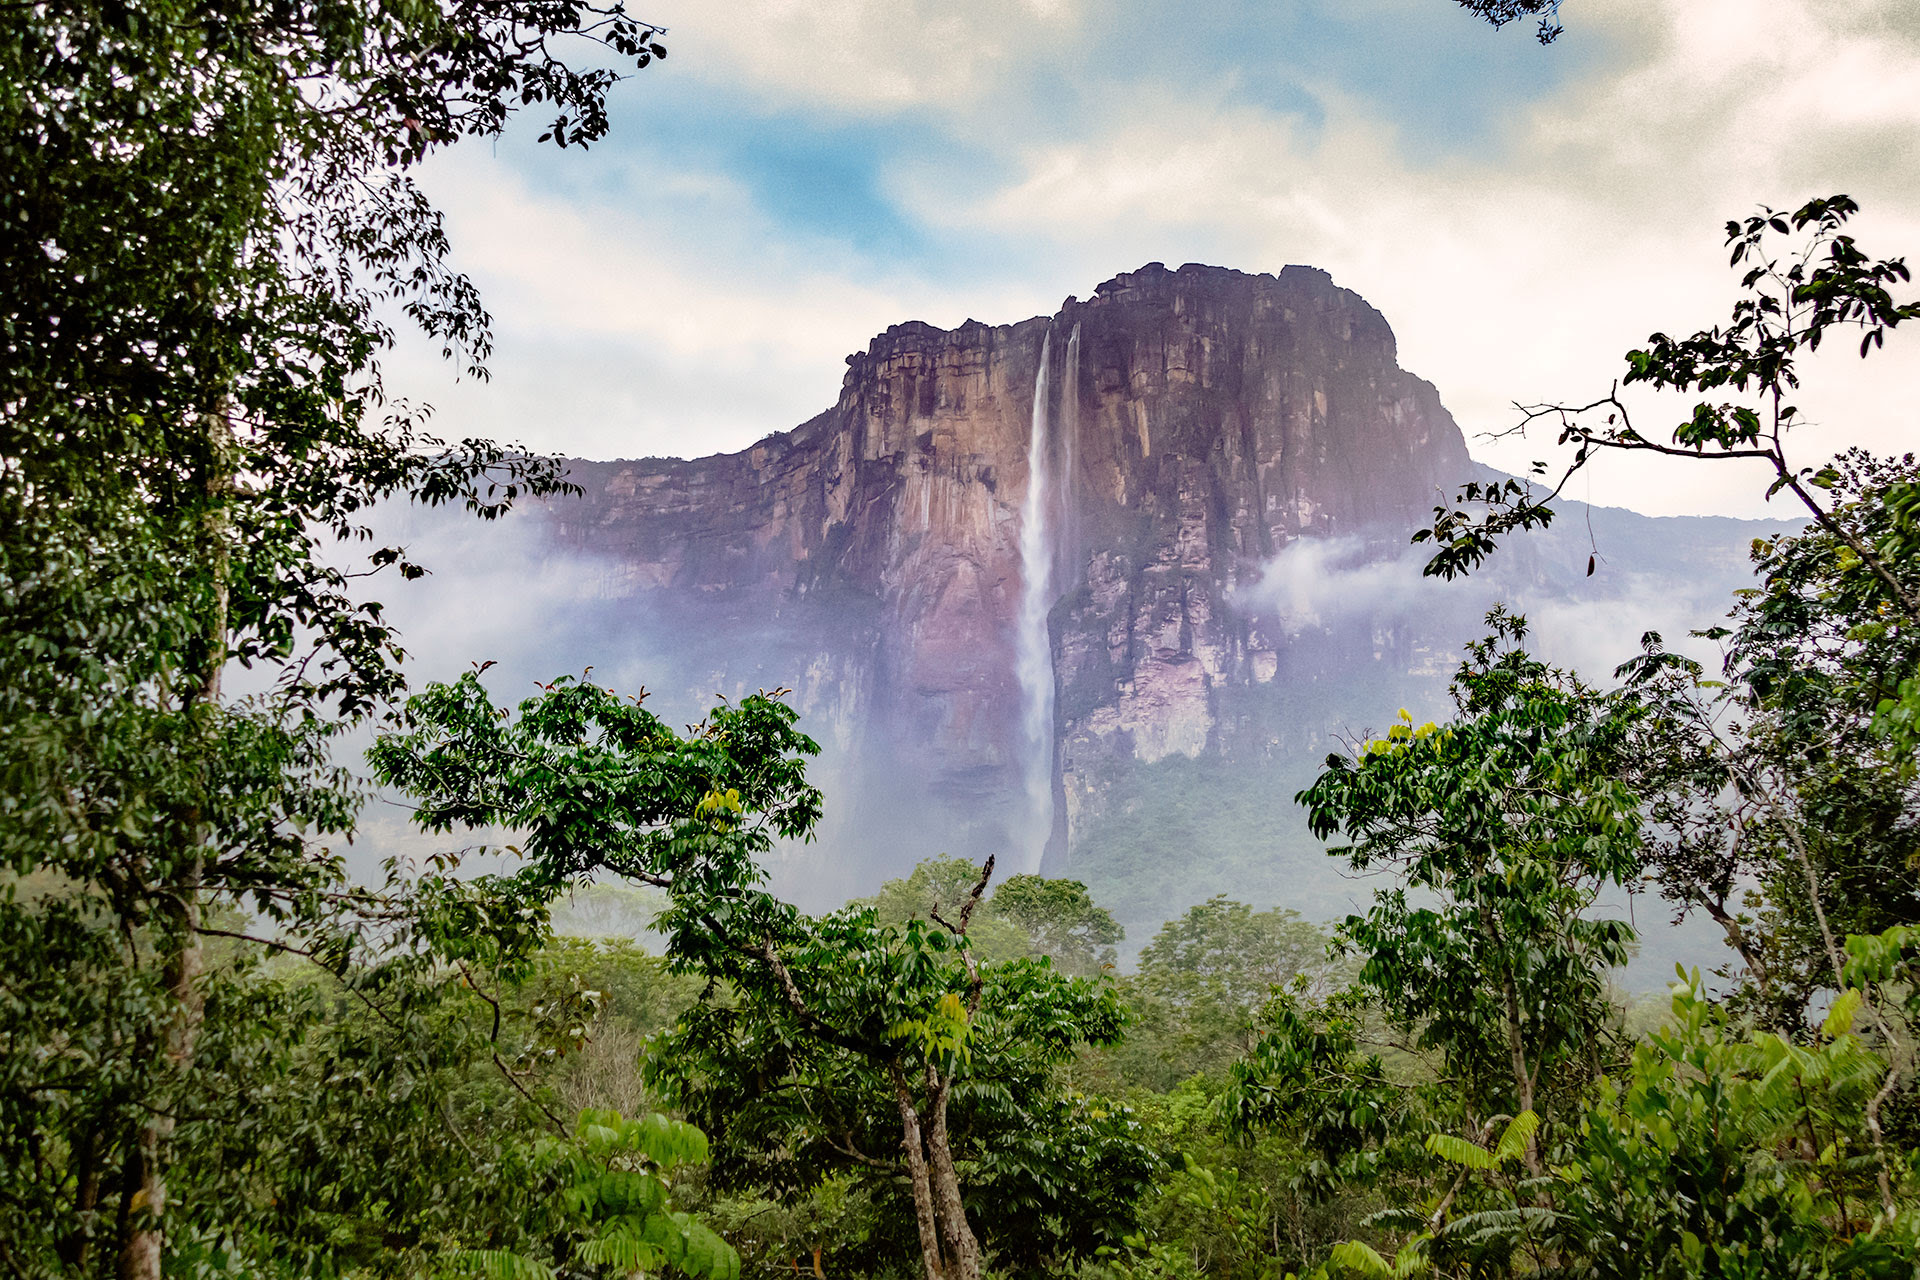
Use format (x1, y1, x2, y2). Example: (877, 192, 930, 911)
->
(1702, 897, 1770, 1001)
(1498, 964, 1541, 1176)
(890, 1065, 946, 1280)
(61, 1125, 102, 1268)
(923, 1070, 982, 1280)
(120, 878, 204, 1280)
(1480, 902, 1543, 1179)
(121, 410, 229, 1279)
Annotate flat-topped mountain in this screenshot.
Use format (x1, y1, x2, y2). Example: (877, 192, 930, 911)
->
(539, 264, 1482, 874)
(397, 263, 1782, 938)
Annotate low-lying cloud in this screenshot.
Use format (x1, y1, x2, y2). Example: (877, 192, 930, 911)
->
(1234, 510, 1770, 693)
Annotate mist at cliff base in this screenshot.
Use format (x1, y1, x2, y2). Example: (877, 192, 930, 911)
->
(1233, 523, 1741, 689)
(327, 490, 1792, 990)
(330, 497, 969, 911)
(1197, 515, 1785, 990)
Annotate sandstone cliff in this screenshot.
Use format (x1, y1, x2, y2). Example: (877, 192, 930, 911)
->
(540, 262, 1475, 877)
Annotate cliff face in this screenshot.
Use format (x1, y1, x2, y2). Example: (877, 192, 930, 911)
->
(543, 263, 1473, 872)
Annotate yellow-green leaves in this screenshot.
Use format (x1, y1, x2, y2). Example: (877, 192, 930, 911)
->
(696, 786, 744, 830)
(1424, 1131, 1497, 1172)
(1328, 1237, 1428, 1278)
(891, 990, 974, 1062)
(1821, 987, 1862, 1040)
(440, 1249, 556, 1280)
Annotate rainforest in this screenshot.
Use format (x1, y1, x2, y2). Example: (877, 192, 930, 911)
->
(3, 1, 1918, 1278)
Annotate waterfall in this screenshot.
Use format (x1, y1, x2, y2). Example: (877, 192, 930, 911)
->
(1015, 326, 1056, 873)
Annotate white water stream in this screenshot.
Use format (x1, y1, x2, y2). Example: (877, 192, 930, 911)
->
(1015, 321, 1080, 872)
(1015, 327, 1056, 872)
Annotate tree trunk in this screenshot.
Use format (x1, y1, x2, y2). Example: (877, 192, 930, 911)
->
(923, 1071, 982, 1280)
(121, 411, 228, 1279)
(1482, 901, 1543, 1181)
(121, 862, 204, 1280)
(1702, 897, 1771, 1002)
(61, 1125, 103, 1268)
(890, 1066, 946, 1280)
(1498, 964, 1541, 1174)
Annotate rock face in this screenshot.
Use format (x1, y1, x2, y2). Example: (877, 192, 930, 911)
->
(542, 263, 1474, 877)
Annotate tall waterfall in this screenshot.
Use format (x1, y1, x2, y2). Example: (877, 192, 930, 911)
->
(1015, 327, 1056, 872)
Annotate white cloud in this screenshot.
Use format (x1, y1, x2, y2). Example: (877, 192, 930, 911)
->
(654, 0, 1085, 111)
(394, 150, 956, 458)
(1233, 534, 1442, 632)
(385, 0, 1920, 515)
(945, 0, 1920, 516)
(1234, 530, 1741, 690)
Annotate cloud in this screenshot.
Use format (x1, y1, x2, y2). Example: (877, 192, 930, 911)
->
(655, 0, 1086, 112)
(379, 0, 1920, 523)
(947, 0, 1920, 517)
(1233, 534, 1442, 632)
(1234, 519, 1757, 689)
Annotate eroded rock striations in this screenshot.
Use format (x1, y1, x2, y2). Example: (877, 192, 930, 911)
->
(542, 263, 1473, 878)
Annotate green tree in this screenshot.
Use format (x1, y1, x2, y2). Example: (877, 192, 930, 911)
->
(867, 855, 1032, 963)
(1298, 611, 1640, 1168)
(870, 860, 1124, 976)
(989, 873, 1125, 975)
(1335, 975, 1918, 1279)
(1615, 458, 1920, 1030)
(370, 675, 1158, 1280)
(1140, 897, 1335, 1016)
(1093, 898, 1340, 1091)
(1, 0, 671, 1269)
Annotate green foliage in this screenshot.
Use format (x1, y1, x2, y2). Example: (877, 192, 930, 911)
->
(548, 1109, 738, 1280)
(1422, 1112, 1536, 1173)
(867, 858, 1124, 975)
(993, 874, 1127, 976)
(377, 681, 1158, 1280)
(866, 855, 1032, 963)
(1299, 610, 1639, 1118)
(1094, 900, 1343, 1093)
(1617, 452, 1918, 1028)
(1, 0, 670, 1268)
(651, 908, 1156, 1271)
(695, 1179, 881, 1279)
(1481, 974, 1907, 1276)
(1141, 898, 1336, 1015)
(1222, 988, 1415, 1197)
(440, 1108, 739, 1280)
(1094, 1155, 1288, 1280)
(1216, 205, 1920, 1280)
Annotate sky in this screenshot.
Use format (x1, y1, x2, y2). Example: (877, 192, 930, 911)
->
(386, 0, 1920, 520)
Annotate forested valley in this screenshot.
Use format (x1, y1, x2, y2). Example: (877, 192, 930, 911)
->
(4, 1, 1919, 1277)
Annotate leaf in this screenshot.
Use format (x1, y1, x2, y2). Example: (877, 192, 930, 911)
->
(1329, 1240, 1396, 1279)
(440, 1250, 556, 1280)
(1821, 988, 1862, 1039)
(1493, 1110, 1540, 1164)
(1425, 1131, 1496, 1171)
